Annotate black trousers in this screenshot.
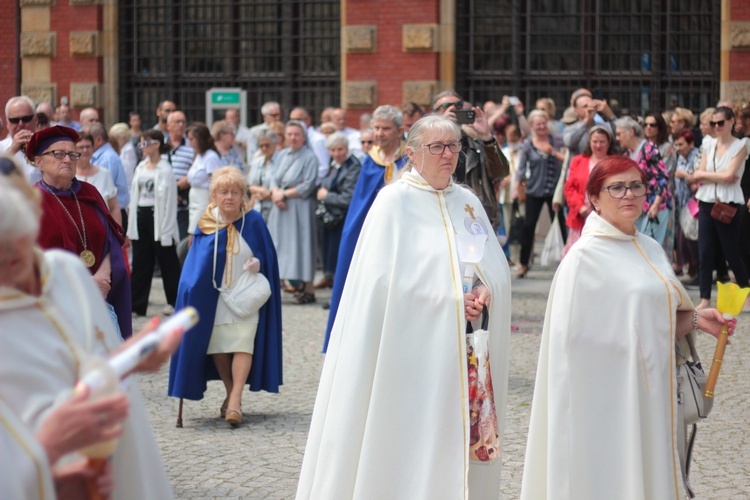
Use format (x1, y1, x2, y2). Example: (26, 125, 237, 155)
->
(131, 207, 182, 315)
(697, 201, 749, 299)
(520, 195, 567, 267)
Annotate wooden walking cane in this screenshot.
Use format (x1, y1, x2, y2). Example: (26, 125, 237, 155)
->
(704, 282, 750, 399)
(176, 398, 184, 428)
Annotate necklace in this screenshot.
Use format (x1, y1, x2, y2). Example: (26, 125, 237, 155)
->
(40, 181, 96, 267)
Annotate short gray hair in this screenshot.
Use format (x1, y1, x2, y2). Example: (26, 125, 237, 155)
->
(325, 132, 348, 150)
(615, 116, 643, 139)
(372, 105, 403, 128)
(261, 101, 281, 116)
(5, 96, 35, 119)
(397, 114, 461, 181)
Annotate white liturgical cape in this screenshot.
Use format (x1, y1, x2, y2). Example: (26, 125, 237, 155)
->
(0, 399, 55, 500)
(521, 212, 694, 500)
(0, 250, 174, 500)
(297, 170, 512, 499)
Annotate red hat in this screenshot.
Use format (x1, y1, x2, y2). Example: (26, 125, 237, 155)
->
(26, 125, 80, 163)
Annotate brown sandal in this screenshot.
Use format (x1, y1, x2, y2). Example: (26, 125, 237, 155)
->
(225, 408, 242, 426)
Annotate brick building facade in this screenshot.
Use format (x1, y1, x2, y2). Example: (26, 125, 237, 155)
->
(1, 0, 749, 130)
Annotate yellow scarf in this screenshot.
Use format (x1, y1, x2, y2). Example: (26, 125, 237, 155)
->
(198, 203, 247, 288)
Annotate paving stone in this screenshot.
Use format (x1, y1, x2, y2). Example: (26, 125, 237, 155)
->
(135, 265, 750, 499)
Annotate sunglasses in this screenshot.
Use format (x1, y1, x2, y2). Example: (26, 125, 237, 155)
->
(361, 140, 374, 145)
(137, 140, 160, 149)
(8, 114, 35, 124)
(644, 122, 658, 128)
(710, 120, 726, 128)
(436, 100, 464, 112)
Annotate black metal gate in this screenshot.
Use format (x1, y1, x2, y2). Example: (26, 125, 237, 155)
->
(119, 0, 340, 126)
(455, 0, 720, 116)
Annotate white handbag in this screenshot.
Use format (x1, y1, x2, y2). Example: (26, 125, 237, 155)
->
(676, 333, 712, 425)
(212, 210, 272, 318)
(218, 268, 271, 318)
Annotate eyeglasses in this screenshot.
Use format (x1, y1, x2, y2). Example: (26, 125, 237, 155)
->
(601, 182, 647, 199)
(40, 150, 82, 161)
(258, 142, 274, 149)
(8, 114, 35, 124)
(644, 122, 658, 128)
(423, 142, 462, 155)
(361, 140, 374, 145)
(137, 140, 159, 149)
(436, 100, 464, 112)
(710, 120, 726, 128)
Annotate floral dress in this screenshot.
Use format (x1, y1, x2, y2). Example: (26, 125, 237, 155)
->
(627, 141, 673, 250)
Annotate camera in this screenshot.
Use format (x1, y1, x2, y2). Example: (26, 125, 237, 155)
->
(455, 109, 475, 125)
(508, 96, 520, 106)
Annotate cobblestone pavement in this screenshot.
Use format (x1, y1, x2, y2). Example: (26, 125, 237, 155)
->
(135, 268, 750, 499)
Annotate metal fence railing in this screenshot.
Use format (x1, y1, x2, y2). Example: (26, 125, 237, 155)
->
(119, 0, 340, 127)
(455, 0, 720, 117)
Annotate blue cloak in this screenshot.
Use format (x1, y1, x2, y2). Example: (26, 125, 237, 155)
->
(168, 209, 283, 400)
(323, 149, 408, 352)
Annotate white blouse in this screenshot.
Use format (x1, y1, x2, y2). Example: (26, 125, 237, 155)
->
(695, 136, 748, 204)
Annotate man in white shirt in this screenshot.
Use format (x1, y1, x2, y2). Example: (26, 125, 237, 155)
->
(246, 101, 282, 161)
(332, 108, 362, 158)
(0, 95, 42, 183)
(225, 108, 252, 160)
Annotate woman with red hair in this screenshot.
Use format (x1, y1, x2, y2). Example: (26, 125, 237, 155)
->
(522, 156, 732, 500)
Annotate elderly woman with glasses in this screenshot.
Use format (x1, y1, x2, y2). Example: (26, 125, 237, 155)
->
(127, 129, 182, 316)
(32, 126, 132, 338)
(692, 106, 750, 310)
(522, 156, 733, 500)
(615, 116, 672, 249)
(169, 167, 282, 427)
(298, 114, 511, 499)
(247, 129, 280, 221)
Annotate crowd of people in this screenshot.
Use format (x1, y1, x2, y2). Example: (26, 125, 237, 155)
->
(1, 87, 748, 499)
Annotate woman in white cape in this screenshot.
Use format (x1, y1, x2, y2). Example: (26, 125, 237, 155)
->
(521, 156, 734, 500)
(297, 115, 511, 499)
(0, 163, 181, 499)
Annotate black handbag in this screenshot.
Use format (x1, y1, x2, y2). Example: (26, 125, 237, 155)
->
(315, 202, 344, 229)
(508, 200, 527, 245)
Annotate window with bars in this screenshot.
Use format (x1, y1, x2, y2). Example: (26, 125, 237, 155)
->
(119, 0, 340, 127)
(455, 0, 719, 118)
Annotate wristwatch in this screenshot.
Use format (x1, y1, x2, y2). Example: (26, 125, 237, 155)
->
(482, 137, 496, 146)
